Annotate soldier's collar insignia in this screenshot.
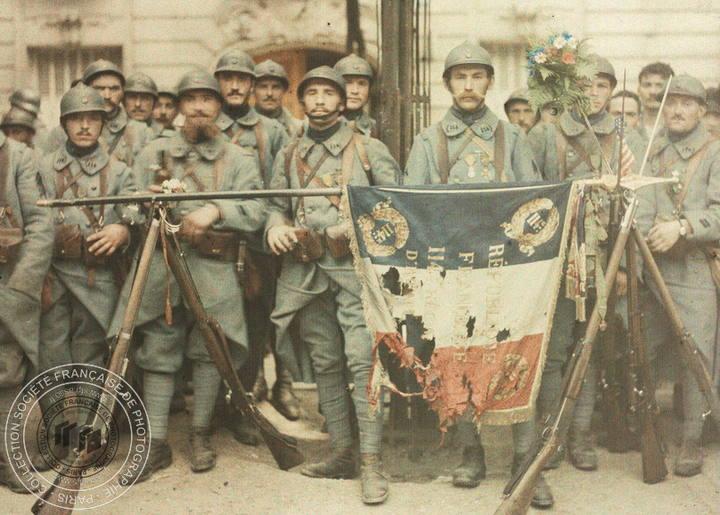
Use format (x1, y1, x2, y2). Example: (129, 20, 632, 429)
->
(79, 148, 109, 175)
(671, 124, 710, 159)
(322, 123, 354, 156)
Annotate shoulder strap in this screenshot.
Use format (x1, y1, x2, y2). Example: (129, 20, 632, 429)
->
(352, 134, 373, 184)
(253, 123, 268, 186)
(436, 125, 450, 184)
(284, 139, 301, 181)
(675, 139, 714, 208)
(493, 122, 506, 182)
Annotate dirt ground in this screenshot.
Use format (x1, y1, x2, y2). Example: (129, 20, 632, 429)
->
(5, 368, 720, 515)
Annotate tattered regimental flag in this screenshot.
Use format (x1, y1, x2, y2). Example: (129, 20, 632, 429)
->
(345, 181, 576, 429)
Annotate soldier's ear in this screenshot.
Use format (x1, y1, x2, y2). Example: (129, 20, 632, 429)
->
(698, 104, 707, 118)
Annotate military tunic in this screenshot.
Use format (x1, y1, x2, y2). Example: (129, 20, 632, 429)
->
(0, 134, 53, 384)
(263, 107, 303, 138)
(45, 106, 154, 167)
(637, 123, 720, 377)
(216, 107, 289, 188)
(38, 143, 140, 371)
(266, 121, 399, 452)
(110, 132, 265, 372)
(404, 107, 539, 184)
(345, 111, 377, 137)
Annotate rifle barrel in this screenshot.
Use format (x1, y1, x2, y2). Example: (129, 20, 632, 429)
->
(37, 188, 345, 208)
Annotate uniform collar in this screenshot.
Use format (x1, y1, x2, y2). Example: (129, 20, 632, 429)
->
(215, 107, 260, 132)
(168, 132, 225, 161)
(668, 123, 712, 160)
(297, 120, 354, 159)
(559, 110, 616, 137)
(53, 143, 109, 175)
(441, 107, 498, 139)
(106, 105, 129, 134)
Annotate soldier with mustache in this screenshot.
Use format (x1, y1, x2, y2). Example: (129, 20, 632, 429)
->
(124, 72, 171, 139)
(404, 41, 550, 508)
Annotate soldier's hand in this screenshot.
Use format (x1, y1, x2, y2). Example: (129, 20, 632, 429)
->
(86, 224, 130, 256)
(148, 184, 164, 193)
(181, 205, 221, 238)
(647, 221, 681, 253)
(614, 270, 627, 297)
(267, 225, 298, 255)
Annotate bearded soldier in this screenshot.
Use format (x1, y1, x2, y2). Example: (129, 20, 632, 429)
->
(8, 88, 50, 153)
(266, 66, 399, 504)
(46, 60, 153, 166)
(213, 49, 297, 438)
(124, 72, 167, 139)
(0, 106, 53, 494)
(504, 88, 535, 134)
(154, 85, 179, 133)
(528, 55, 644, 472)
(1, 108, 37, 148)
(637, 75, 720, 477)
(112, 70, 265, 480)
(38, 83, 141, 376)
(253, 59, 303, 138)
(404, 41, 550, 508)
(334, 54, 376, 137)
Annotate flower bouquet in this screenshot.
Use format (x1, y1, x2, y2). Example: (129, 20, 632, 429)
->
(526, 32, 596, 114)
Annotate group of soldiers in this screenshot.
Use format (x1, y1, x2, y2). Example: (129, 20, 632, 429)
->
(0, 39, 718, 509)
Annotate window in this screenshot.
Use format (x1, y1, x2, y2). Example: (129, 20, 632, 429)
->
(28, 47, 122, 126)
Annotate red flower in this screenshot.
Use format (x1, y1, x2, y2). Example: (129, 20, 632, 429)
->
(562, 51, 576, 64)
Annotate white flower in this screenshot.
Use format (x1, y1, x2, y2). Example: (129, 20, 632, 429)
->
(553, 36, 565, 49)
(533, 52, 548, 64)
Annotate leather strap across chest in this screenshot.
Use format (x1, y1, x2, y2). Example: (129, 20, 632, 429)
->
(436, 123, 505, 184)
(664, 138, 713, 209)
(56, 161, 109, 230)
(555, 130, 614, 179)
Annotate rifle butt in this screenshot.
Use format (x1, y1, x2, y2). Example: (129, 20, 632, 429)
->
(639, 417, 668, 484)
(259, 425, 305, 471)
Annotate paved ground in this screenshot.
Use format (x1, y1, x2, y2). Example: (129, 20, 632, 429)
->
(5, 374, 719, 514)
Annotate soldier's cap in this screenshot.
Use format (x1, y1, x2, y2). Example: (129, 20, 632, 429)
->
(297, 66, 346, 101)
(214, 49, 256, 78)
(254, 59, 289, 89)
(334, 54, 374, 81)
(59, 83, 106, 121)
(504, 88, 531, 110)
(666, 74, 706, 104)
(706, 87, 720, 115)
(9, 88, 41, 116)
(176, 69, 222, 99)
(124, 72, 159, 98)
(588, 54, 616, 87)
(0, 107, 36, 132)
(443, 41, 494, 79)
(157, 85, 179, 100)
(82, 59, 125, 87)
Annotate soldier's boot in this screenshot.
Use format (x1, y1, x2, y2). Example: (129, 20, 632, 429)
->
(230, 412, 261, 446)
(271, 366, 300, 421)
(301, 447, 357, 479)
(252, 361, 269, 402)
(136, 439, 173, 483)
(452, 445, 486, 487)
(360, 453, 389, 505)
(674, 439, 703, 477)
(190, 429, 216, 473)
(511, 454, 554, 509)
(568, 429, 598, 471)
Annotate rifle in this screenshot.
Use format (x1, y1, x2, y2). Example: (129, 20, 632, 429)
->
(625, 235, 667, 484)
(496, 194, 638, 515)
(162, 229, 304, 471)
(599, 74, 633, 453)
(37, 188, 345, 208)
(32, 214, 162, 515)
(633, 227, 720, 428)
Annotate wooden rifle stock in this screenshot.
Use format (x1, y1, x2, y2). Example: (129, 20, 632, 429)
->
(633, 227, 720, 429)
(495, 196, 638, 515)
(162, 232, 305, 471)
(32, 217, 161, 515)
(625, 236, 667, 484)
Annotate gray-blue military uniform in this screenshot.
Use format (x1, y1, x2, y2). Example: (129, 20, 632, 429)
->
(39, 143, 140, 371)
(266, 120, 399, 455)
